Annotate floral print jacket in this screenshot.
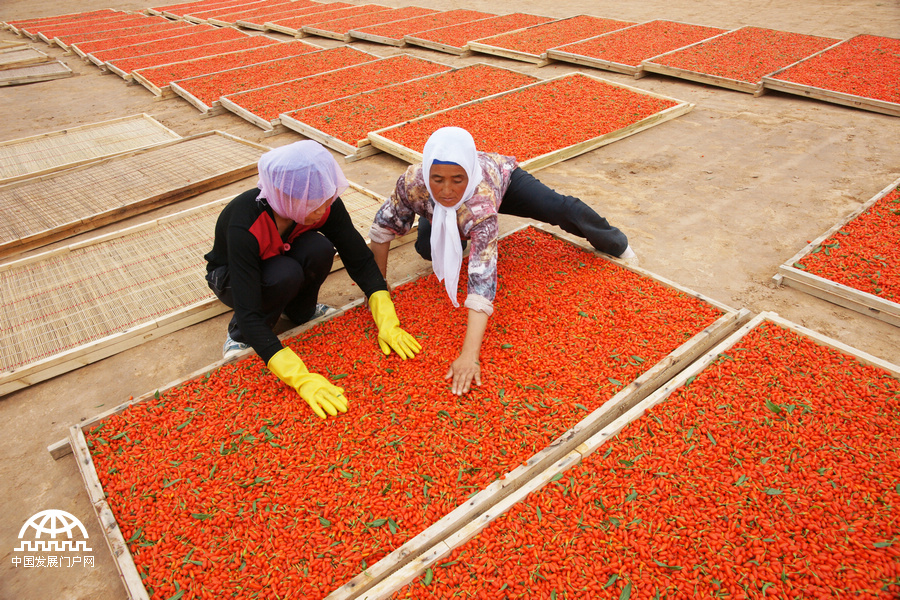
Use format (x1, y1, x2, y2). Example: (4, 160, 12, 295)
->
(369, 152, 518, 315)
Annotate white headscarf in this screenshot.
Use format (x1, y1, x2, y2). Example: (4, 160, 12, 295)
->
(422, 127, 483, 307)
(256, 141, 348, 224)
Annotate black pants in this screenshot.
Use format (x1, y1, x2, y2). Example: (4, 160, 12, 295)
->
(415, 167, 628, 260)
(207, 231, 335, 343)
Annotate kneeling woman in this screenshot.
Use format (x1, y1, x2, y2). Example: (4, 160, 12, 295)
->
(369, 127, 634, 396)
(205, 141, 421, 419)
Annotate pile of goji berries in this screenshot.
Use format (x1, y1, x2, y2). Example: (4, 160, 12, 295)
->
(474, 15, 635, 57)
(767, 34, 900, 104)
(409, 13, 553, 51)
(222, 55, 451, 122)
(136, 40, 317, 91)
(395, 320, 900, 599)
(109, 36, 277, 75)
(554, 20, 727, 68)
(648, 26, 840, 84)
(794, 184, 899, 301)
(87, 228, 722, 599)
(377, 74, 679, 163)
(287, 64, 536, 147)
(174, 46, 373, 107)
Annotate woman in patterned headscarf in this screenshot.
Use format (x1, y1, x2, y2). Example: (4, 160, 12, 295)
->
(369, 127, 635, 396)
(205, 141, 420, 420)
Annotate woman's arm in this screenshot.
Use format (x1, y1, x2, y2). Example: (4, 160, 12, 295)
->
(446, 308, 489, 395)
(370, 240, 390, 280)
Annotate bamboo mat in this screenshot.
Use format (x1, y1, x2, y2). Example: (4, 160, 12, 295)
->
(0, 47, 50, 70)
(0, 184, 395, 396)
(0, 114, 181, 184)
(0, 61, 72, 86)
(0, 131, 268, 260)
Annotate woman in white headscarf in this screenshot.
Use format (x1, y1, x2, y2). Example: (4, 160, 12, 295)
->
(369, 127, 635, 396)
(205, 140, 421, 420)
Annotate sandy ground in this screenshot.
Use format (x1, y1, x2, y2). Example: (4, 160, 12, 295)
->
(1, 0, 898, 597)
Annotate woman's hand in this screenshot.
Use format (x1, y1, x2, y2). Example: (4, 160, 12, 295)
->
(445, 354, 481, 395)
(445, 309, 489, 395)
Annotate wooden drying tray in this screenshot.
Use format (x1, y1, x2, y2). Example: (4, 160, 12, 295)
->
(773, 176, 900, 327)
(0, 46, 52, 70)
(367, 72, 694, 172)
(402, 13, 554, 58)
(762, 36, 900, 118)
(466, 16, 586, 67)
(0, 113, 181, 185)
(278, 62, 533, 162)
(545, 20, 726, 79)
(640, 27, 768, 94)
(0, 60, 73, 86)
(54, 223, 747, 600)
(0, 131, 268, 260)
(359, 310, 896, 598)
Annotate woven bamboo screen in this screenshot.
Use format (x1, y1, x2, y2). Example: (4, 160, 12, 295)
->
(0, 114, 181, 184)
(0, 131, 267, 259)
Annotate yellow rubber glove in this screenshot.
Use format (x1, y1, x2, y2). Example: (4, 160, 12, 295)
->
(368, 290, 422, 360)
(267, 347, 348, 419)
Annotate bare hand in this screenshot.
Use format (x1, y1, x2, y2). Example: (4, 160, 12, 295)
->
(445, 355, 481, 395)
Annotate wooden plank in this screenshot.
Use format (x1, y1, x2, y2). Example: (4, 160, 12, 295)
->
(279, 111, 360, 156)
(774, 176, 900, 327)
(0, 60, 72, 86)
(467, 39, 545, 64)
(762, 73, 900, 117)
(218, 95, 276, 130)
(0, 113, 181, 185)
(69, 425, 151, 600)
(0, 47, 52, 70)
(547, 46, 642, 76)
(367, 72, 693, 172)
(642, 58, 763, 94)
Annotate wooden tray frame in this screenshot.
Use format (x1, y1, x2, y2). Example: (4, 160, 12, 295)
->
(263, 5, 387, 37)
(278, 62, 536, 162)
(0, 113, 181, 185)
(367, 72, 694, 172)
(773, 176, 900, 327)
(55, 223, 747, 600)
(0, 131, 267, 259)
(0, 46, 52, 70)
(0, 60, 73, 86)
(360, 309, 898, 598)
(761, 35, 900, 118)
(546, 19, 724, 79)
(642, 26, 842, 96)
(85, 25, 244, 69)
(218, 54, 451, 132)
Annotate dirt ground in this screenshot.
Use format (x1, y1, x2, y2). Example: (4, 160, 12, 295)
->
(1, 0, 898, 597)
